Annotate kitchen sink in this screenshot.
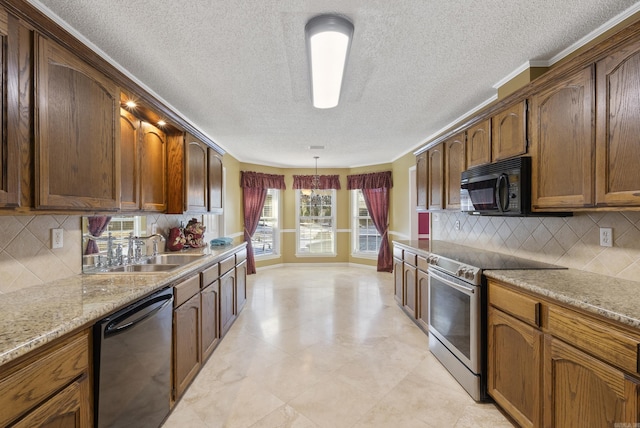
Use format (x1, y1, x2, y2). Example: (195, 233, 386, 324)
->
(144, 253, 205, 265)
(108, 264, 181, 273)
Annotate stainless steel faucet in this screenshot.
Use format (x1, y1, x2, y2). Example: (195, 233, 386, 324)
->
(135, 234, 165, 257)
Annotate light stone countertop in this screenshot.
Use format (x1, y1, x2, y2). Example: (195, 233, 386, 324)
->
(0, 241, 246, 366)
(484, 269, 640, 329)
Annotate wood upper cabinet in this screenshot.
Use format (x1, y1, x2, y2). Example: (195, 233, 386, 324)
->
(0, 6, 21, 209)
(530, 65, 595, 210)
(492, 100, 527, 162)
(596, 37, 640, 207)
(416, 151, 428, 211)
(466, 118, 491, 168)
(427, 144, 444, 210)
(444, 131, 466, 210)
(185, 136, 208, 212)
(35, 35, 120, 210)
(139, 121, 167, 212)
(120, 108, 140, 211)
(208, 148, 223, 213)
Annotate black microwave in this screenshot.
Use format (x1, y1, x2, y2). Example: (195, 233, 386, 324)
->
(460, 157, 532, 216)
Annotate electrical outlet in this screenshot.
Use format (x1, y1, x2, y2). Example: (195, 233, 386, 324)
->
(599, 227, 613, 247)
(454, 220, 460, 231)
(51, 228, 63, 249)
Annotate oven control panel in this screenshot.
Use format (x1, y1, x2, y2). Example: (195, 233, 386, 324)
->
(426, 253, 481, 285)
(455, 265, 480, 283)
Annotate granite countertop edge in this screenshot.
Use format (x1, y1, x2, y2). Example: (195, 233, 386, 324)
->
(0, 241, 246, 366)
(483, 269, 640, 329)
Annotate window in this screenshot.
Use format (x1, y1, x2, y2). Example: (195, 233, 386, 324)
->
(352, 189, 382, 256)
(83, 216, 145, 253)
(296, 189, 336, 255)
(251, 188, 279, 257)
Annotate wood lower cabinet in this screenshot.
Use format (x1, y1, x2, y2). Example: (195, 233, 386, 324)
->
(173, 275, 201, 400)
(200, 281, 219, 362)
(393, 247, 404, 305)
(530, 65, 595, 210)
(488, 306, 542, 428)
(403, 262, 417, 318)
(236, 259, 247, 313)
(220, 268, 237, 337)
(488, 279, 640, 427)
(491, 100, 527, 162)
(0, 330, 91, 428)
(35, 35, 120, 210)
(544, 335, 640, 427)
(416, 266, 429, 331)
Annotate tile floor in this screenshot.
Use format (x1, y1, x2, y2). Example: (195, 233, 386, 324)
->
(162, 265, 514, 428)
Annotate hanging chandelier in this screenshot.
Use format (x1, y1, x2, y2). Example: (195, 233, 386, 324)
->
(310, 156, 322, 208)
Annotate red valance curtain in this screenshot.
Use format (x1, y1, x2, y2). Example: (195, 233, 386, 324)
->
(347, 171, 393, 272)
(292, 175, 341, 190)
(241, 171, 286, 274)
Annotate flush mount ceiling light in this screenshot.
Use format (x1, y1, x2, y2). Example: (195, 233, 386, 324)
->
(305, 14, 354, 109)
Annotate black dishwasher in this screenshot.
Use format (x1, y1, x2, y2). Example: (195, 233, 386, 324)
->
(94, 287, 173, 428)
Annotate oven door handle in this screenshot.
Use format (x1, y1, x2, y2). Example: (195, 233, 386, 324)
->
(428, 270, 476, 296)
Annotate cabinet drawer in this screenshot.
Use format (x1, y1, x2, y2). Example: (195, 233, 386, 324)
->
(417, 255, 429, 272)
(220, 255, 235, 276)
(547, 305, 640, 374)
(236, 248, 247, 264)
(201, 262, 220, 287)
(489, 281, 540, 327)
(403, 251, 417, 266)
(393, 247, 403, 260)
(0, 330, 89, 427)
(174, 275, 200, 307)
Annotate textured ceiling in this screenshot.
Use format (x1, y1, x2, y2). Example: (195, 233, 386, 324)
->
(31, 0, 640, 168)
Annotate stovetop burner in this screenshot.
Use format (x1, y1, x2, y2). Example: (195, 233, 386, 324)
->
(426, 241, 565, 285)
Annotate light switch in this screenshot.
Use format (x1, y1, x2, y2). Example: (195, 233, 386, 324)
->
(51, 228, 63, 249)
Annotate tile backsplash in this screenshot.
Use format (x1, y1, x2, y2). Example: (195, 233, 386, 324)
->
(432, 211, 640, 282)
(0, 213, 203, 294)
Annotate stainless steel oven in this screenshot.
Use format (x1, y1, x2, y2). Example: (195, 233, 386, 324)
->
(427, 264, 485, 401)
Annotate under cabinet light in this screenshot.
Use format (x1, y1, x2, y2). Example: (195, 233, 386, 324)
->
(305, 15, 353, 109)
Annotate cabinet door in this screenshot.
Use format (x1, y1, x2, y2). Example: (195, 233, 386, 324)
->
(11, 377, 90, 428)
(416, 269, 429, 331)
(35, 35, 120, 210)
(0, 7, 20, 208)
(466, 119, 491, 168)
(236, 260, 247, 313)
(416, 151, 428, 211)
(427, 144, 444, 210)
(393, 257, 403, 305)
(208, 149, 223, 213)
(173, 293, 201, 399)
(488, 307, 542, 428)
(220, 269, 236, 337)
(492, 100, 527, 162)
(403, 263, 417, 318)
(544, 335, 640, 427)
(120, 109, 140, 211)
(185, 137, 208, 213)
(445, 132, 465, 210)
(140, 122, 167, 212)
(530, 66, 595, 210)
(200, 282, 219, 362)
(596, 38, 640, 207)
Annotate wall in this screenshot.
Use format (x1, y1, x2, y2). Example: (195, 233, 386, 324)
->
(432, 210, 640, 282)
